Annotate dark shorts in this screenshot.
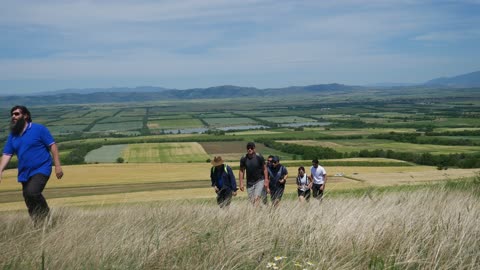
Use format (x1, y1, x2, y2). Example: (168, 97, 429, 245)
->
(270, 186, 285, 201)
(297, 189, 311, 200)
(312, 183, 324, 199)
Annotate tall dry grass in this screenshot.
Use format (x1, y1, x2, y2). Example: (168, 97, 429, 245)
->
(0, 188, 479, 269)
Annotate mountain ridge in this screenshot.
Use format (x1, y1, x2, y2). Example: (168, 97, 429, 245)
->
(425, 71, 480, 87)
(1, 71, 479, 106)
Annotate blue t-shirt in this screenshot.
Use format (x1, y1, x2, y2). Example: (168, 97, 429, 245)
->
(3, 123, 55, 182)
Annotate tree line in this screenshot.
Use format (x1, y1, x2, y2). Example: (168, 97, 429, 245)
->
(259, 139, 480, 169)
(368, 132, 480, 146)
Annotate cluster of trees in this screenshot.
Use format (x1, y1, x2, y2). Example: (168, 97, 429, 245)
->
(352, 149, 480, 169)
(262, 140, 480, 169)
(261, 140, 342, 160)
(61, 143, 102, 165)
(426, 130, 480, 136)
(329, 119, 373, 128)
(204, 129, 226, 135)
(369, 132, 479, 146)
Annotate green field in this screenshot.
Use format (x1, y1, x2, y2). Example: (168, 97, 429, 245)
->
(82, 109, 119, 118)
(260, 116, 317, 123)
(147, 119, 204, 130)
(99, 116, 141, 123)
(85, 144, 128, 163)
(148, 114, 192, 120)
(116, 108, 147, 116)
(123, 142, 209, 163)
(49, 124, 89, 134)
(90, 121, 143, 132)
(48, 117, 97, 125)
(198, 112, 236, 118)
(203, 117, 258, 127)
(83, 143, 210, 163)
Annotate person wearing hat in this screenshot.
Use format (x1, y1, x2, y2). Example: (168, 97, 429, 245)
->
(239, 142, 269, 206)
(267, 156, 288, 207)
(310, 158, 327, 200)
(210, 156, 237, 208)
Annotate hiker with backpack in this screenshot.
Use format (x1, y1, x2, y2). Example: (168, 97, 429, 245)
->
(296, 166, 312, 202)
(210, 156, 237, 208)
(268, 156, 288, 207)
(239, 142, 270, 206)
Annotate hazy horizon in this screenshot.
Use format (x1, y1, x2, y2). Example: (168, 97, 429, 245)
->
(1, 0, 479, 94)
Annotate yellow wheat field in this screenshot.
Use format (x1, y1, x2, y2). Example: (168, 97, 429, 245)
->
(0, 163, 213, 191)
(1, 163, 477, 211)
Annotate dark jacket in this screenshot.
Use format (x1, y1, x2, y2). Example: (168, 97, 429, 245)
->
(210, 164, 237, 191)
(268, 164, 288, 189)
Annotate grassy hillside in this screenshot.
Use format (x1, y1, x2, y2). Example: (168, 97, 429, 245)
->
(0, 185, 478, 269)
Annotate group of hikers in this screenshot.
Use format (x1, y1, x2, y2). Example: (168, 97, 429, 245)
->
(0, 105, 327, 227)
(210, 141, 327, 208)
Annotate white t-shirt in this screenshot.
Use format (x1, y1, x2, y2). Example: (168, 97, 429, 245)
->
(310, 165, 327, 185)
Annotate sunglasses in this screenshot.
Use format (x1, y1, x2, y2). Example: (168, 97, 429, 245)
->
(11, 112, 21, 116)
(247, 147, 254, 150)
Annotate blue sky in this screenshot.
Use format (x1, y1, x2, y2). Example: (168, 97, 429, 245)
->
(0, 0, 479, 93)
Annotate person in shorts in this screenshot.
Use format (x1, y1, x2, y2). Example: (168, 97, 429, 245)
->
(239, 142, 269, 206)
(310, 158, 327, 200)
(296, 166, 312, 202)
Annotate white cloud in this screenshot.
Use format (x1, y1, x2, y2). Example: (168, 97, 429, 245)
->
(0, 0, 479, 91)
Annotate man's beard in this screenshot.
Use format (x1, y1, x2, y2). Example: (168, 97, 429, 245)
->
(10, 117, 26, 136)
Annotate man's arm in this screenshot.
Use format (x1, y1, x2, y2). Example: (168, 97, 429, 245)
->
(321, 171, 327, 191)
(227, 166, 237, 196)
(49, 144, 63, 179)
(0, 154, 13, 183)
(263, 164, 270, 194)
(279, 166, 288, 184)
(210, 168, 218, 192)
(228, 166, 237, 191)
(239, 167, 245, 192)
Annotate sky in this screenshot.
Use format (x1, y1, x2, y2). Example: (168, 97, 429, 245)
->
(0, 0, 480, 94)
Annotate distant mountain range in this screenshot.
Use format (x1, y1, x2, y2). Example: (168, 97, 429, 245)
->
(0, 83, 363, 106)
(0, 71, 479, 106)
(425, 71, 480, 87)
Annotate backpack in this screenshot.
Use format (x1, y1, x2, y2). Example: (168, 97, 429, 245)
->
(268, 165, 286, 186)
(211, 164, 230, 189)
(211, 164, 229, 174)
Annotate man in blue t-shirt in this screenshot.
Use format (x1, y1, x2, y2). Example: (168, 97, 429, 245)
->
(0, 105, 64, 225)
